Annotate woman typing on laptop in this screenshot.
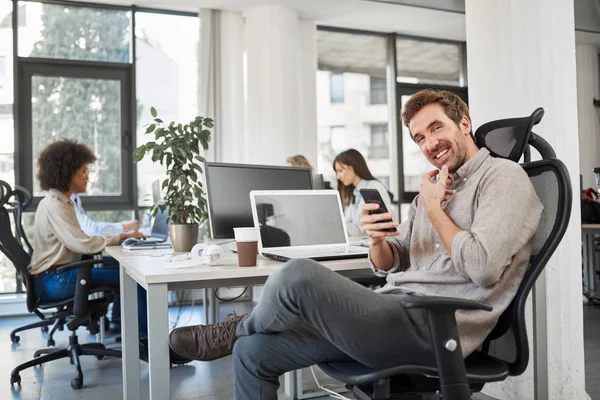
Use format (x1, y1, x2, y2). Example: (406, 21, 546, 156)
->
(28, 139, 190, 364)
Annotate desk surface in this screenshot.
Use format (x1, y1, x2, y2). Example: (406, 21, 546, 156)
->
(583, 224, 600, 229)
(105, 245, 371, 286)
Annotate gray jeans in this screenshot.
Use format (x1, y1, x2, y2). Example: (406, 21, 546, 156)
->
(233, 259, 435, 400)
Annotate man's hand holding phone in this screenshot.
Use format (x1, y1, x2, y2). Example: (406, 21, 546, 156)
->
(359, 202, 399, 244)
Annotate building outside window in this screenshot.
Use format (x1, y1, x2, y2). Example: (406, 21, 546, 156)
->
(316, 30, 389, 189)
(369, 123, 388, 159)
(369, 76, 386, 105)
(329, 73, 344, 103)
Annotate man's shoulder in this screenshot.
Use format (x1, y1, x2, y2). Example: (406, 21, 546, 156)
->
(482, 156, 528, 179)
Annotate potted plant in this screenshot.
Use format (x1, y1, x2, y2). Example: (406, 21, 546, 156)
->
(133, 107, 213, 252)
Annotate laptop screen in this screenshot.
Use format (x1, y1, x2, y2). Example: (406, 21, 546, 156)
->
(251, 191, 347, 249)
(151, 208, 169, 240)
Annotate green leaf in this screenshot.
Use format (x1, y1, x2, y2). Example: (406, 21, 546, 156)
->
(145, 124, 156, 134)
(150, 106, 157, 118)
(154, 118, 163, 123)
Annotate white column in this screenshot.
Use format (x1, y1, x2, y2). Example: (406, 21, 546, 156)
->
(244, 6, 317, 166)
(198, 9, 244, 163)
(466, 1, 587, 399)
(577, 45, 600, 191)
(296, 19, 318, 168)
(218, 11, 245, 163)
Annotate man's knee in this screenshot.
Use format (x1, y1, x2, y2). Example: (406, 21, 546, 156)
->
(273, 258, 327, 288)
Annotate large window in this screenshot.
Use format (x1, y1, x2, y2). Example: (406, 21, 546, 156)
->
(0, 2, 200, 295)
(396, 37, 462, 86)
(135, 11, 199, 208)
(316, 29, 389, 188)
(0, 1, 15, 294)
(18, 2, 131, 63)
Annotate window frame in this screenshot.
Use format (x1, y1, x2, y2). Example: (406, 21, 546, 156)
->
(10, 0, 199, 213)
(18, 58, 134, 210)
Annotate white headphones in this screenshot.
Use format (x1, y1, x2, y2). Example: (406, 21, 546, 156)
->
(165, 244, 225, 268)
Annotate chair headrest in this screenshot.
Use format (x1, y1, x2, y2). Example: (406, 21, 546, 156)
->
(475, 107, 544, 162)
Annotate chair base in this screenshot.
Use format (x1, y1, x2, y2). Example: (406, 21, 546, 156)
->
(348, 374, 483, 400)
(10, 331, 121, 389)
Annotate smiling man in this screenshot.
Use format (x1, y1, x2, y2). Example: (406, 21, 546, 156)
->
(169, 89, 544, 400)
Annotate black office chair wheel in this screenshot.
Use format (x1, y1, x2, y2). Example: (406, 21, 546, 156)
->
(10, 333, 20, 344)
(10, 373, 21, 385)
(70, 378, 83, 390)
(41, 326, 49, 333)
(47, 339, 55, 347)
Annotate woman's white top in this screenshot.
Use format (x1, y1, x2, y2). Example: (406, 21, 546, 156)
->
(344, 179, 393, 236)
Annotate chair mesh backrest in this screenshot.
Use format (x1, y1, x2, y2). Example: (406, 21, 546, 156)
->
(0, 203, 36, 312)
(483, 160, 571, 375)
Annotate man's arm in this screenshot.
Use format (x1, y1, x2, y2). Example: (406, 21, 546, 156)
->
(360, 201, 414, 274)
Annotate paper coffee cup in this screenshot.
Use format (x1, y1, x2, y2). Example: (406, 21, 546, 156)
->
(233, 227, 259, 267)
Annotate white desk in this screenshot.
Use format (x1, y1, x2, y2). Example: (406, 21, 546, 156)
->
(106, 246, 371, 400)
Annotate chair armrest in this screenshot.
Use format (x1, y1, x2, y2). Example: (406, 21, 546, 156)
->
(350, 275, 387, 288)
(400, 296, 493, 312)
(398, 296, 492, 400)
(56, 258, 102, 273)
(57, 256, 103, 322)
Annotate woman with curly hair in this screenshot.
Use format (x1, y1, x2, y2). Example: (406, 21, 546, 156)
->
(28, 139, 190, 364)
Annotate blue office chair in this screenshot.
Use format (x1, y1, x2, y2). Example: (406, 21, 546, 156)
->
(318, 108, 573, 399)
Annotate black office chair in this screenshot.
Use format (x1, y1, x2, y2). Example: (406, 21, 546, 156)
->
(318, 108, 573, 399)
(0, 189, 121, 389)
(0, 182, 68, 346)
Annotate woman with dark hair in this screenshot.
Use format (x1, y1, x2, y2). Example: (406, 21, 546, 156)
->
(333, 148, 392, 236)
(28, 139, 189, 364)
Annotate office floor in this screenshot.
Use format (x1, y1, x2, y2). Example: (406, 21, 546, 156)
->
(1, 301, 599, 400)
(0, 300, 347, 400)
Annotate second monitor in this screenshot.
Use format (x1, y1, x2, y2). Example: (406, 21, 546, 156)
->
(205, 162, 314, 239)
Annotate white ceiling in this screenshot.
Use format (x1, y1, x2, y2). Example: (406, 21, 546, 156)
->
(71, 0, 467, 41)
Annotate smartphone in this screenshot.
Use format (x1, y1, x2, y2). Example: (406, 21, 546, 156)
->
(359, 189, 397, 232)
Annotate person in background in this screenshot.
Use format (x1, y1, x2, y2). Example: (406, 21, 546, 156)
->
(70, 193, 138, 236)
(28, 139, 190, 364)
(286, 154, 314, 171)
(334, 148, 392, 236)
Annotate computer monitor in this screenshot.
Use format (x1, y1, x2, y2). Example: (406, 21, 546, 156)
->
(205, 162, 314, 239)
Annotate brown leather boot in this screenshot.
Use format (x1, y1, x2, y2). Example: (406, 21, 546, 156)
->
(169, 312, 246, 361)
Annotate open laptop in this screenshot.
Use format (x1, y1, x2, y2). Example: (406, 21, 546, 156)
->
(249, 190, 369, 261)
(122, 208, 171, 249)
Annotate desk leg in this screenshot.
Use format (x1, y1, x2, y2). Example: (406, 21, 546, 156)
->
(583, 232, 590, 294)
(203, 289, 208, 324)
(206, 288, 220, 324)
(147, 283, 171, 400)
(120, 267, 140, 400)
(588, 234, 596, 293)
(284, 371, 296, 398)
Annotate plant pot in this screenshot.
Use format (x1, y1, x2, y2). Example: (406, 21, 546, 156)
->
(169, 223, 199, 252)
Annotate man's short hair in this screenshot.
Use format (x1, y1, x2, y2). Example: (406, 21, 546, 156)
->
(401, 89, 473, 140)
(37, 139, 97, 192)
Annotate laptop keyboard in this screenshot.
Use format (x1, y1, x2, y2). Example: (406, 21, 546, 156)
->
(274, 246, 367, 256)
